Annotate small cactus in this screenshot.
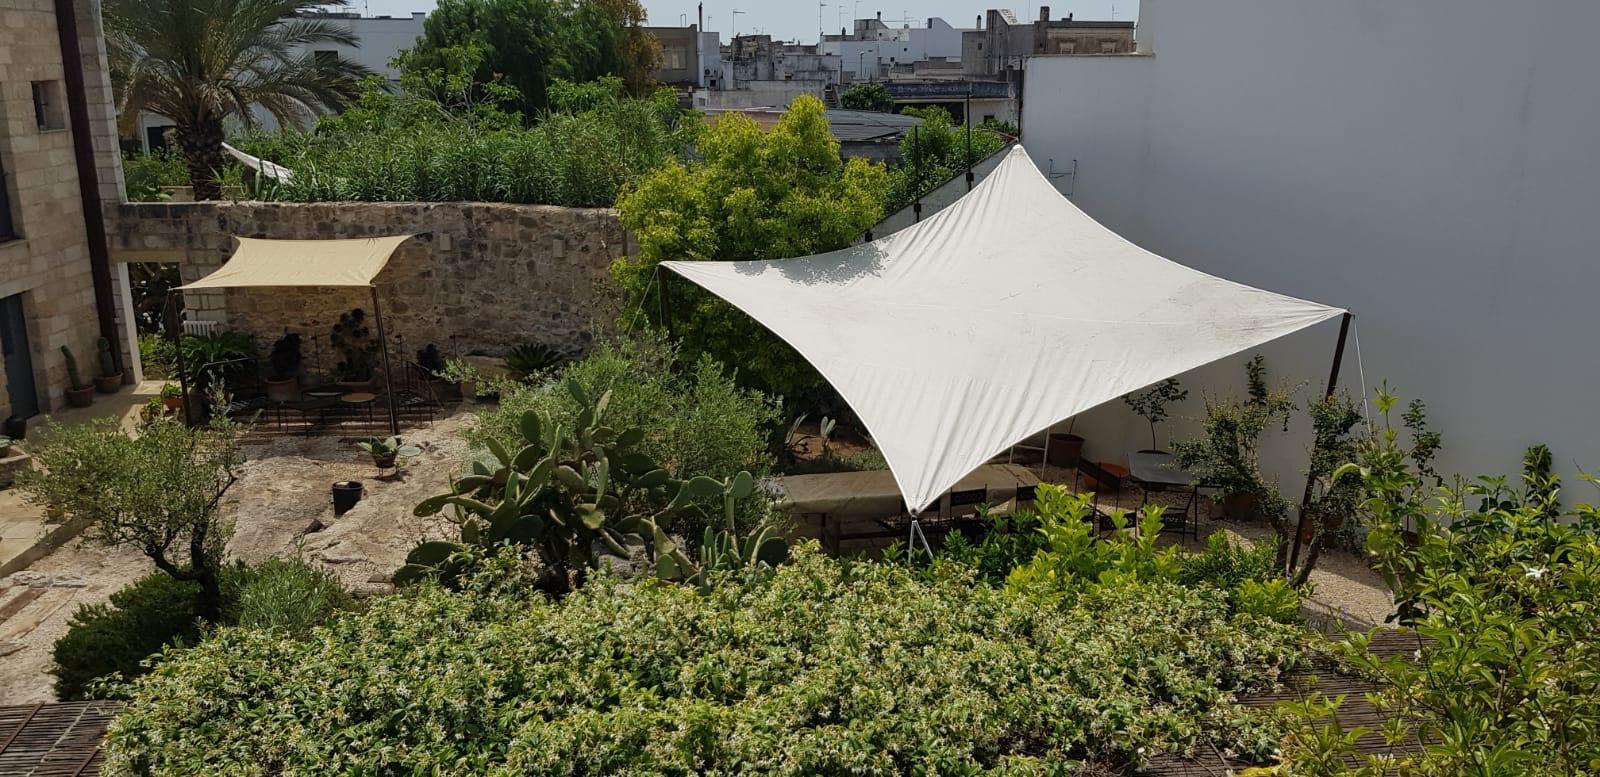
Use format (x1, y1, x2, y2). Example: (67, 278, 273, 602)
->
(61, 346, 88, 390)
(96, 337, 117, 378)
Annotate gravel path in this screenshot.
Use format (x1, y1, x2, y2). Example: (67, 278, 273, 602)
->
(0, 411, 474, 703)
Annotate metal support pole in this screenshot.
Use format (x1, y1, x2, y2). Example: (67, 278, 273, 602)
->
(1286, 311, 1352, 577)
(166, 293, 194, 426)
(965, 84, 975, 191)
(369, 285, 400, 436)
(657, 267, 675, 339)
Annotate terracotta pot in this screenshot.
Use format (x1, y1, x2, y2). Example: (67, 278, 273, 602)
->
(265, 375, 300, 403)
(1046, 433, 1084, 468)
(459, 380, 477, 402)
(93, 372, 123, 394)
(65, 386, 94, 408)
(1222, 491, 1257, 520)
(162, 395, 184, 411)
(371, 452, 397, 469)
(332, 480, 363, 516)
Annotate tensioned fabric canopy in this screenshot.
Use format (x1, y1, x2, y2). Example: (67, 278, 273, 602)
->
(179, 235, 415, 290)
(662, 146, 1344, 513)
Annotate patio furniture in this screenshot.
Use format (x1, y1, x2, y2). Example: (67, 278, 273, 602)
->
(778, 464, 1035, 554)
(340, 391, 378, 431)
(1127, 450, 1200, 541)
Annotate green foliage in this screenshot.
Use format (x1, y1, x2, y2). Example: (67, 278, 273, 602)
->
(106, 548, 1304, 774)
(1277, 391, 1600, 775)
(240, 74, 691, 207)
(105, 0, 370, 198)
(1173, 356, 1294, 530)
(611, 95, 890, 399)
(839, 81, 893, 112)
(356, 435, 421, 459)
(121, 149, 188, 201)
(886, 106, 1007, 211)
(472, 335, 782, 543)
(232, 557, 353, 638)
(504, 342, 571, 379)
(1176, 530, 1277, 591)
(328, 308, 376, 382)
(401, 376, 768, 594)
(1123, 377, 1190, 450)
(402, 0, 656, 118)
(1005, 486, 1186, 596)
(937, 507, 1049, 583)
(1232, 579, 1302, 625)
(52, 573, 216, 700)
(178, 330, 256, 392)
(17, 416, 246, 621)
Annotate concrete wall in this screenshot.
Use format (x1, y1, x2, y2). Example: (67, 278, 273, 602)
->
(1021, 0, 1600, 485)
(0, 0, 118, 418)
(110, 201, 633, 366)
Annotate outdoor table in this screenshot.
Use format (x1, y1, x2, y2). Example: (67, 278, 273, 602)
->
(1126, 451, 1200, 541)
(340, 391, 378, 430)
(775, 463, 1040, 552)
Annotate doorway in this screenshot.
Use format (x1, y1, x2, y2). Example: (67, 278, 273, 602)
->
(0, 293, 40, 419)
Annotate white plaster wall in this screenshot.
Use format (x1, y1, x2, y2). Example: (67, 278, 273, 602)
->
(824, 18, 969, 81)
(1020, 0, 1600, 487)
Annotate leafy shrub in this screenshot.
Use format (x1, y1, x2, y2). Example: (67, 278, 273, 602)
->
(840, 81, 893, 112)
(106, 548, 1304, 774)
(938, 507, 1048, 583)
(1177, 530, 1277, 591)
(121, 149, 189, 202)
(1232, 579, 1302, 625)
(1275, 391, 1600, 775)
(886, 106, 1006, 211)
(472, 335, 781, 540)
(232, 557, 353, 638)
(52, 570, 245, 700)
(239, 77, 692, 207)
(136, 333, 175, 379)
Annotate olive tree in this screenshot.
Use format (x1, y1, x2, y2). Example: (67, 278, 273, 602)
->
(18, 417, 245, 620)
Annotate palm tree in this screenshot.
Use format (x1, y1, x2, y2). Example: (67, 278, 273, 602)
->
(105, 0, 371, 199)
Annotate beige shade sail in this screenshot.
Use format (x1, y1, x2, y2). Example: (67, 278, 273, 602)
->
(179, 235, 416, 290)
(663, 146, 1345, 514)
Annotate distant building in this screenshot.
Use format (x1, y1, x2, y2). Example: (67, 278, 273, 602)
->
(646, 25, 701, 87)
(135, 12, 427, 151)
(963, 7, 1135, 77)
(820, 14, 971, 83)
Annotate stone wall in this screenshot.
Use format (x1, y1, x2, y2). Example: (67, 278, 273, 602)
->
(110, 201, 635, 370)
(0, 0, 118, 418)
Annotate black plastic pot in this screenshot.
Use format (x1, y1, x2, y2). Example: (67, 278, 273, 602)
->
(2, 415, 25, 441)
(332, 480, 364, 516)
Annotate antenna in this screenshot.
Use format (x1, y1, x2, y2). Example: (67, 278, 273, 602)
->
(818, 1, 829, 42)
(731, 8, 744, 35)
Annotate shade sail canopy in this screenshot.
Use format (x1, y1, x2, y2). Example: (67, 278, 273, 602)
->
(180, 235, 415, 290)
(222, 142, 294, 184)
(662, 146, 1344, 513)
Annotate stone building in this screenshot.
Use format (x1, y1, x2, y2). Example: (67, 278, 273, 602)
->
(0, 0, 126, 422)
(963, 7, 1136, 77)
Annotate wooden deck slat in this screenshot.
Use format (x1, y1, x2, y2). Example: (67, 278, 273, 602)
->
(0, 702, 120, 777)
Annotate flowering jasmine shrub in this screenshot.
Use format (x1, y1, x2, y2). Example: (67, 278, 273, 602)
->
(104, 548, 1303, 775)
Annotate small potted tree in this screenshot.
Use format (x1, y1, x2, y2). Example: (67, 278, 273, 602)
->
(357, 435, 420, 470)
(1123, 377, 1188, 454)
(265, 333, 302, 402)
(93, 337, 124, 393)
(330, 309, 377, 390)
(61, 345, 95, 408)
(416, 344, 450, 400)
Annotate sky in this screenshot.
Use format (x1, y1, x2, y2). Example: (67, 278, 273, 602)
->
(352, 1, 1140, 43)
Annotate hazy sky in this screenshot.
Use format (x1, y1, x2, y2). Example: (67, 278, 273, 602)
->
(352, 1, 1140, 43)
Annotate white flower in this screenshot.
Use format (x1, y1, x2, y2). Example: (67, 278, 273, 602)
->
(1525, 566, 1547, 580)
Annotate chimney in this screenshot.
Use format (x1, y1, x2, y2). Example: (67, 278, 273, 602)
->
(698, 2, 703, 30)
(1039, 6, 1050, 22)
(876, 10, 881, 20)
(976, 14, 982, 29)
(1067, 12, 1073, 22)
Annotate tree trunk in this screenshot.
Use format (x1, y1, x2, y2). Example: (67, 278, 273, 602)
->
(175, 117, 226, 201)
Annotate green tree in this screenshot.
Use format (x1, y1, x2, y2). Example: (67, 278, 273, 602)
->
(887, 106, 1005, 211)
(105, 0, 371, 199)
(611, 95, 889, 400)
(840, 82, 893, 112)
(403, 0, 657, 120)
(17, 417, 246, 621)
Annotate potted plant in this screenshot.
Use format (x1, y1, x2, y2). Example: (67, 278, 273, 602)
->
(1045, 419, 1085, 468)
(1123, 377, 1188, 454)
(61, 346, 95, 408)
(331, 480, 364, 516)
(504, 342, 569, 381)
(265, 333, 303, 402)
(438, 358, 480, 402)
(93, 337, 123, 393)
(330, 309, 378, 390)
(357, 435, 420, 470)
(160, 382, 184, 411)
(2, 415, 24, 441)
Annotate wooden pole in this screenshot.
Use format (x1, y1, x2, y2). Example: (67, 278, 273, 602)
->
(370, 285, 400, 436)
(1287, 311, 1352, 576)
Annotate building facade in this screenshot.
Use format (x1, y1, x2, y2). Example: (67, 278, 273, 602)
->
(820, 15, 970, 83)
(0, 0, 126, 421)
(963, 7, 1135, 77)
(1021, 0, 1600, 488)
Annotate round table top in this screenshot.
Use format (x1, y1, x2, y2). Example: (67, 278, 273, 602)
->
(341, 392, 377, 403)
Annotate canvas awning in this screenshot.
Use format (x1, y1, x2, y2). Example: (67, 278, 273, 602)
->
(222, 142, 294, 184)
(179, 235, 415, 290)
(662, 146, 1344, 513)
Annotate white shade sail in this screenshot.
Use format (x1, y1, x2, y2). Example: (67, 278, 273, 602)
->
(222, 142, 295, 185)
(663, 146, 1344, 513)
(180, 235, 415, 290)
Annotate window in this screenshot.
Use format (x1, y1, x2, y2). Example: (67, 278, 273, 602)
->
(663, 47, 686, 69)
(0, 155, 16, 240)
(1100, 40, 1118, 53)
(31, 81, 65, 131)
(313, 49, 339, 66)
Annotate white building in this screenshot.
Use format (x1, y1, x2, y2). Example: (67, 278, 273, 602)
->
(820, 16, 969, 82)
(136, 12, 426, 150)
(1019, 0, 1600, 487)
